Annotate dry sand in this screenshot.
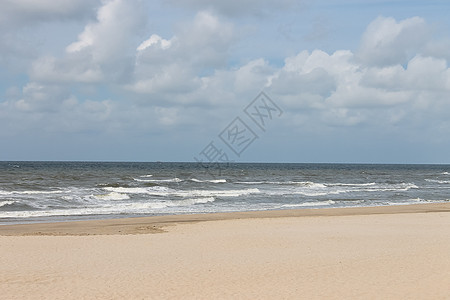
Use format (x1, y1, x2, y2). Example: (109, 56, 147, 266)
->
(1, 203, 450, 299)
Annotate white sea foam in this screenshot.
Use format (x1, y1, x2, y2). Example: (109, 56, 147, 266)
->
(296, 192, 336, 196)
(190, 178, 227, 183)
(103, 186, 259, 198)
(238, 181, 375, 187)
(95, 192, 130, 201)
(377, 198, 437, 206)
(0, 196, 216, 218)
(0, 206, 140, 218)
(0, 200, 16, 207)
(17, 190, 62, 195)
(104, 187, 150, 194)
(167, 197, 215, 207)
(210, 179, 227, 183)
(362, 183, 418, 192)
(266, 182, 419, 197)
(266, 181, 327, 187)
(133, 178, 182, 183)
(133, 178, 153, 182)
(425, 179, 450, 184)
(294, 181, 327, 188)
(409, 198, 425, 202)
(331, 182, 418, 193)
(383, 201, 421, 206)
(103, 186, 173, 196)
(170, 189, 260, 198)
(326, 182, 376, 187)
(0, 190, 62, 195)
(264, 187, 332, 197)
(173, 188, 260, 198)
(282, 200, 335, 208)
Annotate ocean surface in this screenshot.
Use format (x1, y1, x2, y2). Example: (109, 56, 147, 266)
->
(1, 162, 449, 224)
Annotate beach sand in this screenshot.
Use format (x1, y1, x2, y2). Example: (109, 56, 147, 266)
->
(1, 203, 450, 299)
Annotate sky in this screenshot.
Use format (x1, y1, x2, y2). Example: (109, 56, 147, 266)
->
(1, 0, 450, 163)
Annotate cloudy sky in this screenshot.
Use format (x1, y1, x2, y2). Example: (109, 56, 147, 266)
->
(1, 0, 450, 163)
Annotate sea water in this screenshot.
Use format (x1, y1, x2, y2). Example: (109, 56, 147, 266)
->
(1, 161, 449, 224)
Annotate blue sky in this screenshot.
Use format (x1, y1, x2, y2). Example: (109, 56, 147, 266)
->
(1, 0, 450, 163)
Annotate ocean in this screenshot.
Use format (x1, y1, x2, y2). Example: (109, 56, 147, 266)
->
(1, 161, 449, 224)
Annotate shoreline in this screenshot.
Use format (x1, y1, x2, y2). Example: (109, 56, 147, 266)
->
(1, 202, 449, 236)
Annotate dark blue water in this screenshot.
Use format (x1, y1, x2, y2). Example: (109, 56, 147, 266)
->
(1, 162, 449, 224)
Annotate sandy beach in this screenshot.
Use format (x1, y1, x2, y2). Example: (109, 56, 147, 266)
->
(1, 203, 450, 299)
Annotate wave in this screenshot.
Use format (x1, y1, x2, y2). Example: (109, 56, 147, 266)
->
(269, 181, 327, 187)
(380, 199, 447, 206)
(0, 189, 62, 195)
(241, 180, 412, 190)
(134, 177, 227, 183)
(95, 192, 130, 201)
(325, 182, 376, 187)
(0, 200, 42, 211)
(175, 188, 260, 198)
(235, 180, 329, 188)
(133, 178, 158, 182)
(266, 182, 418, 197)
(103, 186, 260, 198)
(237, 180, 414, 190)
(404, 198, 446, 203)
(133, 177, 182, 183)
(425, 179, 450, 184)
(292, 191, 340, 196)
(281, 200, 336, 208)
(17, 190, 62, 195)
(190, 178, 227, 183)
(103, 186, 173, 196)
(236, 181, 376, 188)
(0, 200, 16, 207)
(0, 197, 216, 219)
(166, 197, 215, 207)
(359, 183, 418, 191)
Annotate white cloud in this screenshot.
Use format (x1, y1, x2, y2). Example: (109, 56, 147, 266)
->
(0, 0, 99, 72)
(13, 82, 69, 113)
(30, 56, 103, 83)
(124, 15, 450, 132)
(174, 10, 235, 67)
(234, 59, 274, 93)
(66, 26, 95, 53)
(128, 11, 235, 98)
(422, 38, 450, 61)
(361, 55, 450, 91)
(357, 16, 430, 67)
(127, 64, 203, 96)
(137, 34, 172, 51)
(27, 0, 146, 85)
(263, 16, 450, 130)
(66, 0, 145, 62)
